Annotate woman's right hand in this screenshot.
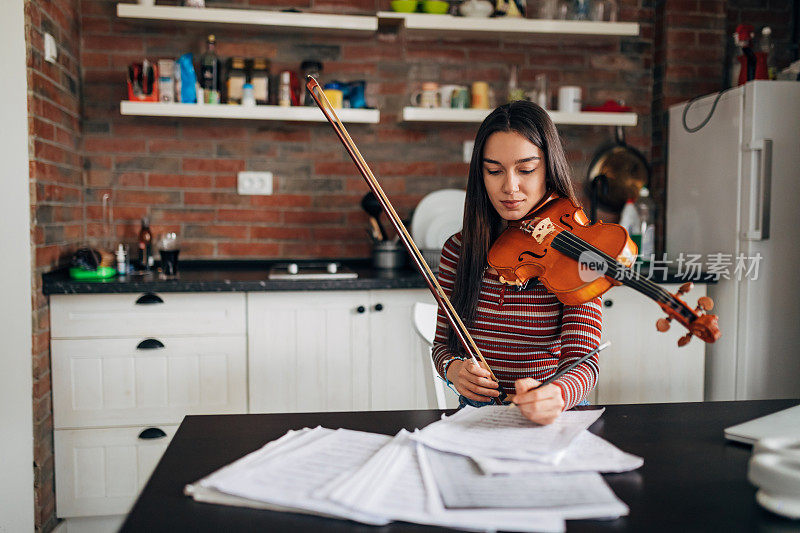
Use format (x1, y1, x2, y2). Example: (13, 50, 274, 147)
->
(446, 360, 500, 401)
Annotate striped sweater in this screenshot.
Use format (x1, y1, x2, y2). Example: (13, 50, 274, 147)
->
(432, 232, 603, 410)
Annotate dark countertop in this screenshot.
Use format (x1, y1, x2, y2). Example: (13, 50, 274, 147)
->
(120, 400, 800, 533)
(42, 259, 716, 295)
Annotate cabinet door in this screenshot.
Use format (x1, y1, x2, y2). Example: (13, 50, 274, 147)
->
(596, 284, 706, 404)
(55, 424, 178, 518)
(248, 291, 371, 413)
(368, 289, 438, 410)
(52, 336, 247, 429)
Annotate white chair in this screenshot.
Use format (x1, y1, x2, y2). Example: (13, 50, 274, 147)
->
(412, 301, 449, 410)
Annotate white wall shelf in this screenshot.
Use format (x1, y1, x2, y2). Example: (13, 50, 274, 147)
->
(378, 12, 639, 38)
(117, 4, 378, 35)
(401, 107, 638, 126)
(120, 101, 380, 124)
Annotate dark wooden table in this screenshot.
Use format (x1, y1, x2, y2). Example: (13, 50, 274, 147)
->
(121, 400, 800, 532)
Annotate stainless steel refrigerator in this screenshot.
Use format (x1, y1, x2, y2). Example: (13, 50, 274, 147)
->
(667, 80, 800, 401)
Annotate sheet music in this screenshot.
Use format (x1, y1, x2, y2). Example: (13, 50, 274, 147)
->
(412, 406, 604, 461)
(420, 445, 628, 520)
(322, 431, 566, 533)
(474, 430, 644, 475)
(205, 428, 392, 525)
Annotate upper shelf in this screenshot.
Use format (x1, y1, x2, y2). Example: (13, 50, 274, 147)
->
(120, 101, 380, 124)
(116, 4, 378, 35)
(116, 4, 638, 39)
(402, 107, 638, 126)
(377, 11, 639, 38)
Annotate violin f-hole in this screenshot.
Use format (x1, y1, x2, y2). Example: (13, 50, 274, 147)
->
(519, 250, 547, 261)
(559, 214, 574, 230)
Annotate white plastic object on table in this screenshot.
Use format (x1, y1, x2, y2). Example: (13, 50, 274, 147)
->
(748, 437, 800, 519)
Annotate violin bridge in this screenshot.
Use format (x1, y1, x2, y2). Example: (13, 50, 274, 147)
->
(520, 217, 555, 244)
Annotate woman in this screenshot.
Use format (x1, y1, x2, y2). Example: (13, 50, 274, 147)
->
(432, 100, 602, 425)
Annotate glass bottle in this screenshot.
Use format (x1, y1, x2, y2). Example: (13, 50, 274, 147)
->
(300, 60, 323, 106)
(137, 217, 153, 271)
(634, 187, 656, 261)
(278, 71, 292, 107)
(225, 57, 246, 104)
(199, 34, 221, 104)
(251, 58, 270, 105)
(760, 26, 776, 80)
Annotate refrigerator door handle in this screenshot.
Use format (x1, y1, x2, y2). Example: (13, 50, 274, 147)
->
(744, 139, 772, 241)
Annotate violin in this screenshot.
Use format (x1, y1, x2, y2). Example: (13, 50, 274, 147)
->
(488, 194, 721, 346)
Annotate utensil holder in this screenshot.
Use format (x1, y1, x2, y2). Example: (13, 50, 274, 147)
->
(372, 241, 407, 270)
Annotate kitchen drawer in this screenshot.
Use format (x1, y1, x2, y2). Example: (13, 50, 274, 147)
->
(55, 424, 178, 518)
(52, 336, 247, 429)
(50, 292, 246, 339)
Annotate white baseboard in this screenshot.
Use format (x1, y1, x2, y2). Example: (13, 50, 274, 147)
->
(58, 515, 124, 533)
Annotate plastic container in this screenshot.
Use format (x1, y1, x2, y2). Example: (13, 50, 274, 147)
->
(69, 266, 117, 280)
(634, 187, 656, 261)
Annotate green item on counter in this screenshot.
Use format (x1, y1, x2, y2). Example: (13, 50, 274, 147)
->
(69, 266, 117, 280)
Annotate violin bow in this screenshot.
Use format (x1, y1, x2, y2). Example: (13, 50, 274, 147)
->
(306, 76, 504, 404)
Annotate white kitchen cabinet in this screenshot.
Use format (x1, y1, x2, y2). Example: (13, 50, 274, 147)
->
(50, 292, 247, 523)
(248, 289, 437, 413)
(594, 283, 707, 404)
(54, 424, 178, 517)
(368, 289, 438, 411)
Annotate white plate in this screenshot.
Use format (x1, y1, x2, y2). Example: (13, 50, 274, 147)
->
(425, 212, 464, 250)
(411, 189, 466, 249)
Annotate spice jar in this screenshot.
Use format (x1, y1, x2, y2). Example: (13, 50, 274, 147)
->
(251, 58, 270, 105)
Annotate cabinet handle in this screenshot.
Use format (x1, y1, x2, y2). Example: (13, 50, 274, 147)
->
(138, 427, 167, 440)
(356, 305, 366, 314)
(604, 299, 613, 308)
(374, 303, 383, 312)
(136, 338, 165, 350)
(135, 293, 164, 305)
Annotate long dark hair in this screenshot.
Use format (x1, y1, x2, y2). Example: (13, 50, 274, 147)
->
(447, 100, 578, 354)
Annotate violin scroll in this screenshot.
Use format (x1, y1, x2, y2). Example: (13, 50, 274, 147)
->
(655, 283, 721, 346)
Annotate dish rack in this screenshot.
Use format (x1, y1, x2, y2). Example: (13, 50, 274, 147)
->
(421, 248, 442, 273)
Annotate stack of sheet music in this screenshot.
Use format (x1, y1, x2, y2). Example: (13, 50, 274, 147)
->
(185, 406, 643, 533)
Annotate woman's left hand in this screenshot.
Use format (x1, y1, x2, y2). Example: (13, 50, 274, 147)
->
(512, 378, 565, 425)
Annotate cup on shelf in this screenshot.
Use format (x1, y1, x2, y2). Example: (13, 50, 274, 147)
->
(558, 85, 582, 113)
(451, 86, 469, 109)
(411, 82, 440, 108)
(438, 84, 460, 108)
(471, 81, 490, 109)
(323, 88, 344, 108)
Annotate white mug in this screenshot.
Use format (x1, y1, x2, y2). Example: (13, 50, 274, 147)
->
(558, 86, 582, 113)
(438, 85, 460, 108)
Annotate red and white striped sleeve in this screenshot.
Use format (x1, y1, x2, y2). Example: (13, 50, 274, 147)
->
(431, 233, 463, 379)
(552, 297, 603, 410)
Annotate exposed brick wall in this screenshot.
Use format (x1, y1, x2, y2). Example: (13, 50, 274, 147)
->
(25, 0, 83, 531)
(80, 0, 653, 259)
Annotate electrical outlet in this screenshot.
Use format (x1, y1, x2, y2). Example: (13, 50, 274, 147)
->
(44, 33, 58, 64)
(237, 171, 273, 195)
(463, 140, 474, 164)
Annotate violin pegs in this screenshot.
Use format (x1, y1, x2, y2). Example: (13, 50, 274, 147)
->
(677, 332, 693, 347)
(656, 317, 672, 332)
(697, 296, 714, 312)
(677, 282, 694, 296)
